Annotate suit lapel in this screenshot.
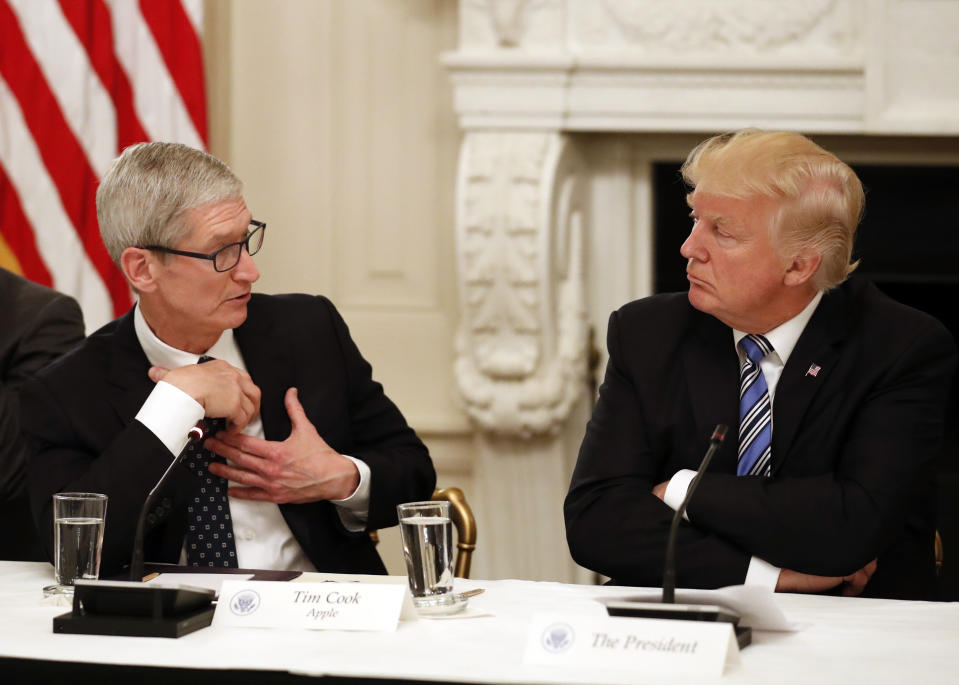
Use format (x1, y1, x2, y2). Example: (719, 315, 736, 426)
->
(682, 311, 741, 472)
(235, 297, 295, 441)
(770, 289, 847, 474)
(107, 310, 155, 425)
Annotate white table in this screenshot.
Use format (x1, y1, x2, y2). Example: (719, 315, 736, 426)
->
(1, 561, 957, 684)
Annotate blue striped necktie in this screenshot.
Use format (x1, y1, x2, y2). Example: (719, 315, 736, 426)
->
(737, 334, 773, 477)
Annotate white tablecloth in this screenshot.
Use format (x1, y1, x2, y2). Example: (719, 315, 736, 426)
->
(1, 561, 957, 684)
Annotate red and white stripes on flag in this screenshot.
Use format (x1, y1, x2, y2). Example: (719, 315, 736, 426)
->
(0, 0, 207, 333)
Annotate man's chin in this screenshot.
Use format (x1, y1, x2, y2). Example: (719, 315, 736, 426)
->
(686, 288, 714, 315)
(220, 304, 249, 330)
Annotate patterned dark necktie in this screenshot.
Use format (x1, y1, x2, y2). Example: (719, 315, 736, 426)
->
(737, 334, 773, 477)
(184, 356, 239, 567)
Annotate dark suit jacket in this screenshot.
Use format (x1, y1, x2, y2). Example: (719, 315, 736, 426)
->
(0, 268, 84, 561)
(565, 277, 957, 599)
(21, 293, 435, 576)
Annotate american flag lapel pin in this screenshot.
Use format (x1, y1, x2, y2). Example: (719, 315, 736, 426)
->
(806, 363, 822, 378)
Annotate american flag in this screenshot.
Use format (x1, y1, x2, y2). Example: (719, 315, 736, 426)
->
(806, 363, 822, 378)
(0, 0, 207, 333)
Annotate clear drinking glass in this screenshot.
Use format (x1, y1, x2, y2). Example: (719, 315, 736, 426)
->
(396, 500, 454, 609)
(42, 492, 107, 597)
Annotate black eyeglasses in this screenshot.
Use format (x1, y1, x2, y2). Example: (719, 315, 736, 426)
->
(142, 220, 266, 272)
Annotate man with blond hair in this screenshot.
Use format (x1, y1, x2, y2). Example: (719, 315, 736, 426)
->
(565, 129, 956, 599)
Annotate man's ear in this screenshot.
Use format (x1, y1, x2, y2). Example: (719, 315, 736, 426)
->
(120, 247, 158, 293)
(783, 248, 822, 287)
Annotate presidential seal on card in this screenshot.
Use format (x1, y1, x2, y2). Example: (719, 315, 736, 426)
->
(541, 622, 575, 653)
(229, 589, 261, 616)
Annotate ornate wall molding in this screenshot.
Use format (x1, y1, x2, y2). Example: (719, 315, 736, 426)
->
(454, 132, 588, 437)
(447, 0, 959, 135)
(460, 0, 861, 55)
(574, 0, 860, 55)
(460, 0, 565, 48)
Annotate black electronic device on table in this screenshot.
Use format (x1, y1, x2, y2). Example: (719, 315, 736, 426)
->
(604, 599, 752, 649)
(53, 580, 215, 638)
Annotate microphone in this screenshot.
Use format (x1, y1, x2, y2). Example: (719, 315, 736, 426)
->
(129, 423, 208, 581)
(53, 422, 217, 638)
(603, 424, 750, 648)
(662, 424, 727, 603)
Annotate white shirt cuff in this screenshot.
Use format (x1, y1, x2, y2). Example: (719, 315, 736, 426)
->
(662, 469, 697, 521)
(662, 469, 780, 588)
(744, 556, 781, 590)
(330, 455, 371, 532)
(134, 381, 205, 456)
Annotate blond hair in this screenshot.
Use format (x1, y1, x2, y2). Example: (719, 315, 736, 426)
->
(97, 142, 243, 265)
(681, 129, 864, 291)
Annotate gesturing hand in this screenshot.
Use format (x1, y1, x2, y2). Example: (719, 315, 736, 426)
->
(204, 387, 360, 504)
(149, 360, 261, 431)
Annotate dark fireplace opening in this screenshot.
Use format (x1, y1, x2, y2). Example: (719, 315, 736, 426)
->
(653, 161, 959, 599)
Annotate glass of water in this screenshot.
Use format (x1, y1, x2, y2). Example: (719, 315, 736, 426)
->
(42, 492, 107, 597)
(397, 500, 454, 610)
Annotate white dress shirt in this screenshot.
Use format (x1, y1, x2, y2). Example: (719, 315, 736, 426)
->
(662, 291, 824, 589)
(131, 305, 372, 571)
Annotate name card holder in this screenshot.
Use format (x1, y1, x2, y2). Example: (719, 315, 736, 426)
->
(214, 580, 406, 632)
(524, 612, 741, 678)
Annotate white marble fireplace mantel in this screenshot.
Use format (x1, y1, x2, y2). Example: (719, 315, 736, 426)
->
(444, 0, 959, 583)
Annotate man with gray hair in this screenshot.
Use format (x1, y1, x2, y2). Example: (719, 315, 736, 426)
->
(565, 129, 956, 600)
(22, 142, 435, 576)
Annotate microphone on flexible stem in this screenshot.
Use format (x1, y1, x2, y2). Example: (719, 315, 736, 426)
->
(129, 423, 207, 582)
(662, 423, 727, 603)
(604, 423, 750, 648)
(53, 422, 218, 638)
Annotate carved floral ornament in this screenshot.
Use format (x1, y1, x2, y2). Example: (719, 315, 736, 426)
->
(461, 0, 860, 55)
(578, 0, 855, 53)
(454, 132, 588, 437)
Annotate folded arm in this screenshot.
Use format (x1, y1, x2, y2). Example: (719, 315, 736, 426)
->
(565, 311, 752, 588)
(687, 322, 956, 576)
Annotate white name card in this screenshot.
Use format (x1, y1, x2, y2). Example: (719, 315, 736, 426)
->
(213, 580, 406, 632)
(524, 612, 740, 678)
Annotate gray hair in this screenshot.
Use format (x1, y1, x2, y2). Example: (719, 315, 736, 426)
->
(96, 142, 243, 264)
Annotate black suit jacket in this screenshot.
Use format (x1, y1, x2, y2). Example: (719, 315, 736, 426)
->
(0, 268, 84, 560)
(22, 293, 435, 576)
(565, 278, 957, 599)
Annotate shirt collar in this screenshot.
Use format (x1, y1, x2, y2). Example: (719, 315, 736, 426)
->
(134, 304, 236, 368)
(733, 290, 823, 365)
